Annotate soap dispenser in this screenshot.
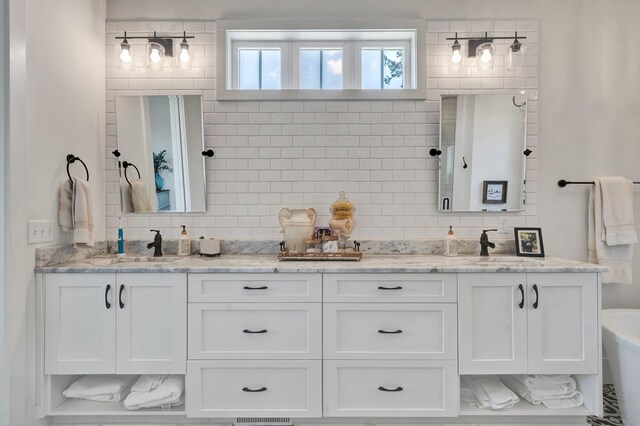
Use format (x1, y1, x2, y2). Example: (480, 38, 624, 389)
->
(177, 225, 191, 256)
(444, 226, 458, 257)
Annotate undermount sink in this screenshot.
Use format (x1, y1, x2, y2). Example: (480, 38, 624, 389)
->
(84, 256, 184, 266)
(454, 256, 544, 265)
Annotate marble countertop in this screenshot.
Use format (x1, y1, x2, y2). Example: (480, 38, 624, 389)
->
(34, 254, 608, 274)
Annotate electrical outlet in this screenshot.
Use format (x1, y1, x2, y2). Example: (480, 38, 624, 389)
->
(497, 217, 509, 234)
(28, 220, 55, 244)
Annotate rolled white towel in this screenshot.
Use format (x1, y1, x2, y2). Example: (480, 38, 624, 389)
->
(131, 375, 167, 393)
(501, 375, 584, 409)
(124, 375, 184, 410)
(63, 375, 136, 402)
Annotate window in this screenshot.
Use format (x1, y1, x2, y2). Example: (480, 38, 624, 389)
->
(218, 23, 425, 100)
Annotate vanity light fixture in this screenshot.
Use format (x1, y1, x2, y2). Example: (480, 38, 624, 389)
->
(178, 31, 192, 69)
(114, 31, 196, 71)
(445, 32, 527, 71)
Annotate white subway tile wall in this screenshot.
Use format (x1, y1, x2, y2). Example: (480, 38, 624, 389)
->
(105, 20, 538, 241)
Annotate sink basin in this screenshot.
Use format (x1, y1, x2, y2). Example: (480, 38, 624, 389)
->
(84, 256, 184, 266)
(455, 256, 544, 266)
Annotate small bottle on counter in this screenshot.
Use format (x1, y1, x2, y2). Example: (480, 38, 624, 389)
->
(444, 226, 458, 257)
(177, 225, 191, 256)
(117, 215, 125, 256)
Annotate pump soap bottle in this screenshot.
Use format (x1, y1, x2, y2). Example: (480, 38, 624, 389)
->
(444, 226, 458, 257)
(117, 215, 125, 256)
(177, 225, 191, 256)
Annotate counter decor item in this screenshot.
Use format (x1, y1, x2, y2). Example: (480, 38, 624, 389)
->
(177, 225, 191, 256)
(329, 191, 356, 250)
(444, 226, 458, 257)
(514, 227, 545, 257)
(199, 236, 221, 257)
(278, 207, 317, 253)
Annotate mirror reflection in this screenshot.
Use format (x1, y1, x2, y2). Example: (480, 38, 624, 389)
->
(438, 94, 527, 212)
(115, 95, 206, 213)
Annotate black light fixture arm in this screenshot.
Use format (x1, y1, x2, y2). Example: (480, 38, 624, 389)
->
(115, 32, 195, 40)
(445, 31, 527, 41)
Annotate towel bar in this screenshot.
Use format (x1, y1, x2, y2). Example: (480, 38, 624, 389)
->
(558, 179, 640, 187)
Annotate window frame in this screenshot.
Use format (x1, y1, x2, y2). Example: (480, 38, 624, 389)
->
(231, 41, 289, 90)
(217, 20, 426, 101)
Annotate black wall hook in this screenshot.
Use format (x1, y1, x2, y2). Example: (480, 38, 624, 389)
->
(524, 149, 532, 156)
(462, 157, 468, 169)
(202, 149, 214, 157)
(112, 149, 121, 158)
(429, 148, 442, 157)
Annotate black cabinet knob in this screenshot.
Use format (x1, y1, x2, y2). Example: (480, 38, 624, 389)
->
(202, 149, 214, 157)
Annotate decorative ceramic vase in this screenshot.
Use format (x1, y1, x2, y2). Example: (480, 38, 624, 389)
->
(278, 207, 317, 253)
(155, 173, 164, 191)
(329, 192, 355, 249)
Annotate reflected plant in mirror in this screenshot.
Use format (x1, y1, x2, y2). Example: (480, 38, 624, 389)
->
(115, 95, 207, 213)
(438, 94, 527, 212)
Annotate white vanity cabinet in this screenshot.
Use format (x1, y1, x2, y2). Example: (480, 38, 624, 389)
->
(458, 272, 599, 375)
(45, 273, 187, 375)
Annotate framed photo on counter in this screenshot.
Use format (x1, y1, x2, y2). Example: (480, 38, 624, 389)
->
(514, 227, 545, 257)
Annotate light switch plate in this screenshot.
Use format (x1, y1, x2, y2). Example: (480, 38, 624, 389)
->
(497, 217, 509, 234)
(28, 220, 54, 244)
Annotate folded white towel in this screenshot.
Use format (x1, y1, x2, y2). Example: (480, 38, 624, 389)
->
(501, 375, 584, 409)
(589, 179, 634, 284)
(461, 375, 519, 410)
(599, 177, 637, 246)
(124, 375, 184, 410)
(59, 180, 74, 232)
(63, 375, 136, 402)
(72, 178, 94, 247)
(131, 375, 167, 393)
(130, 179, 153, 213)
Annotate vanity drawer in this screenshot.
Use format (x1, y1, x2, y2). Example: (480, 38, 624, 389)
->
(188, 303, 321, 359)
(188, 273, 321, 303)
(323, 273, 457, 302)
(323, 360, 459, 417)
(186, 360, 322, 418)
(324, 303, 457, 359)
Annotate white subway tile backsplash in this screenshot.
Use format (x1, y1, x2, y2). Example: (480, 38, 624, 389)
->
(105, 19, 538, 241)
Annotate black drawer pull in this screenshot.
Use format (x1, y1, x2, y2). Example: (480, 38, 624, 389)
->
(518, 284, 525, 309)
(378, 386, 403, 392)
(105, 284, 111, 309)
(119, 284, 125, 309)
(378, 329, 403, 334)
(532, 284, 539, 309)
(377, 286, 403, 290)
(243, 329, 268, 334)
(242, 386, 267, 392)
(243, 285, 268, 290)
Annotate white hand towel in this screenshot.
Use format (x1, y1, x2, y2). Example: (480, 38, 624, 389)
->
(72, 177, 94, 247)
(124, 375, 184, 410)
(520, 374, 576, 391)
(131, 374, 167, 393)
(599, 177, 637, 246)
(461, 376, 519, 410)
(501, 375, 583, 409)
(130, 179, 153, 213)
(59, 180, 74, 232)
(63, 375, 136, 402)
(589, 179, 634, 284)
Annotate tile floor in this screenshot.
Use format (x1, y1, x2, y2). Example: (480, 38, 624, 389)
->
(588, 384, 623, 425)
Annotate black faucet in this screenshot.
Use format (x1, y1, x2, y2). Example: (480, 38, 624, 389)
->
(147, 230, 163, 257)
(479, 229, 497, 257)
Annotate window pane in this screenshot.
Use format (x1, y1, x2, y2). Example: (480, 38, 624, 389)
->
(322, 50, 342, 89)
(239, 49, 260, 90)
(261, 49, 281, 90)
(300, 49, 321, 89)
(361, 48, 382, 89)
(383, 49, 403, 89)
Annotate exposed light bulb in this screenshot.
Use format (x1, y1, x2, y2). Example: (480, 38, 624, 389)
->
(451, 49, 462, 64)
(480, 47, 492, 63)
(179, 47, 190, 63)
(119, 33, 132, 69)
(120, 47, 131, 63)
(149, 48, 161, 63)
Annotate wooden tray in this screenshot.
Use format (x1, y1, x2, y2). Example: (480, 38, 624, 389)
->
(277, 251, 362, 261)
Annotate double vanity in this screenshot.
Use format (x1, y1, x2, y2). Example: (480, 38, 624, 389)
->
(36, 253, 606, 425)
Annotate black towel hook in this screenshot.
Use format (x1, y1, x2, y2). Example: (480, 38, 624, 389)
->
(66, 154, 89, 185)
(122, 161, 141, 186)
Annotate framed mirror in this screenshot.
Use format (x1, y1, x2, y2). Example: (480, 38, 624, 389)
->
(438, 94, 527, 212)
(115, 95, 207, 213)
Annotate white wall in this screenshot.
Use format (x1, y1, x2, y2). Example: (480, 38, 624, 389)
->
(106, 0, 640, 309)
(7, 0, 106, 424)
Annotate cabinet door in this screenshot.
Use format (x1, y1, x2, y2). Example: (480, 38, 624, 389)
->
(45, 273, 116, 374)
(458, 273, 527, 374)
(527, 273, 599, 374)
(116, 273, 187, 374)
